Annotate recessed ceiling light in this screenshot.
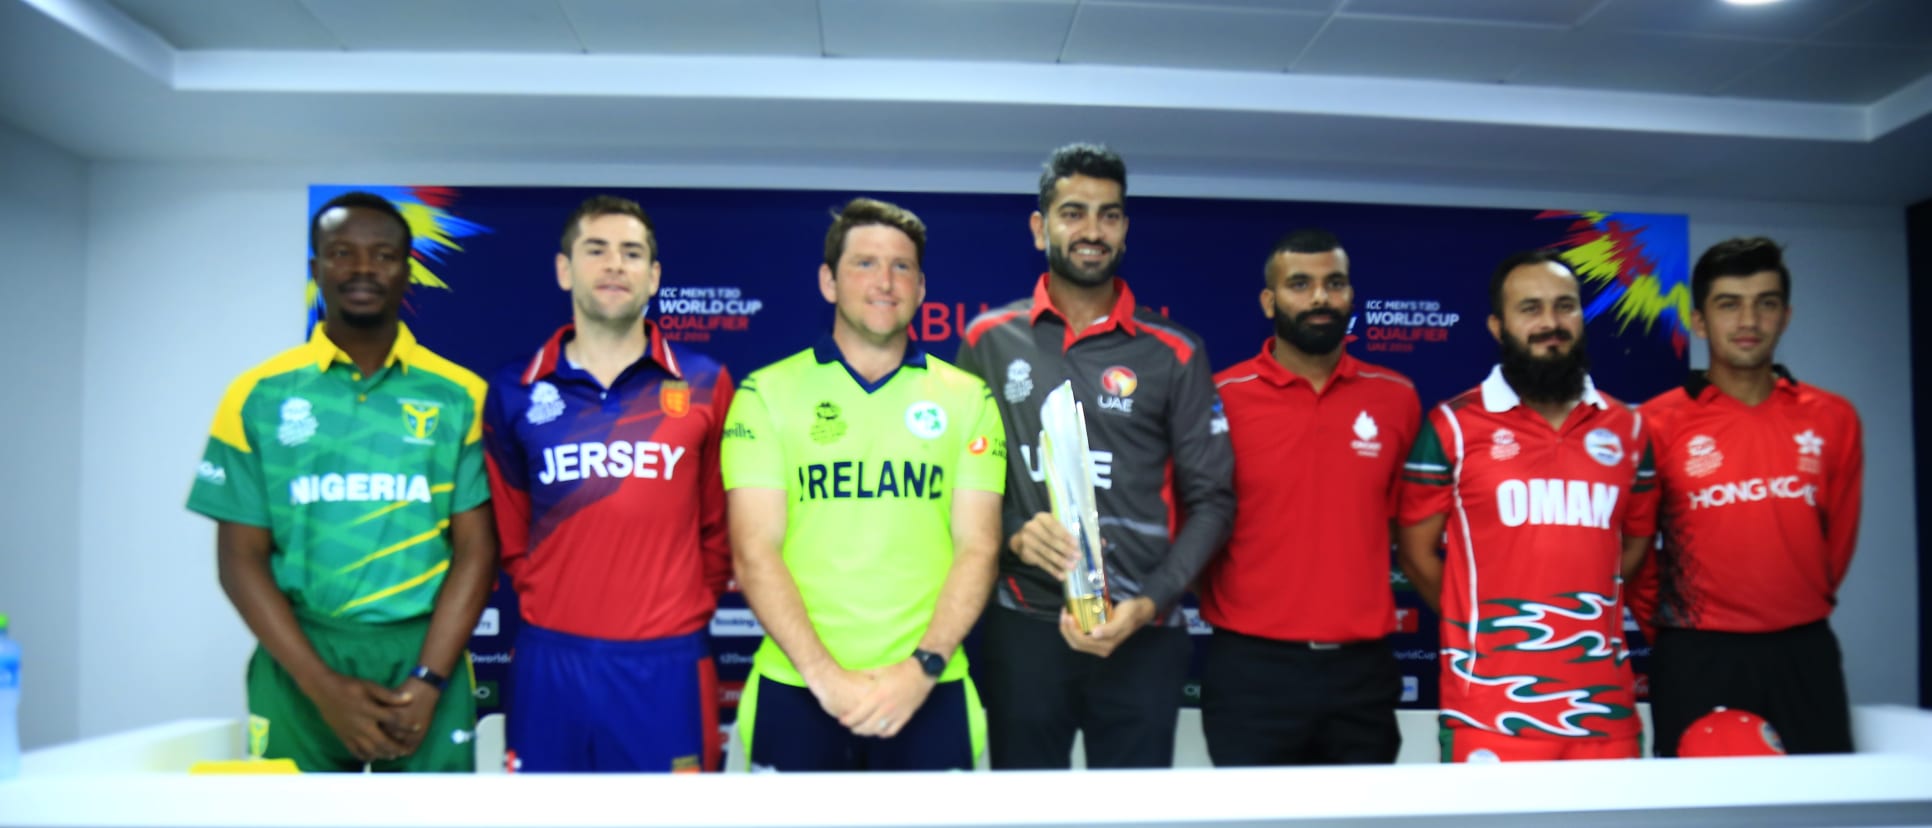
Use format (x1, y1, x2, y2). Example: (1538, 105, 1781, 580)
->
(1722, 0, 1784, 6)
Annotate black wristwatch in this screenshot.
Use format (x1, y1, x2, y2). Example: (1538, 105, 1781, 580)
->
(408, 664, 449, 691)
(911, 649, 947, 679)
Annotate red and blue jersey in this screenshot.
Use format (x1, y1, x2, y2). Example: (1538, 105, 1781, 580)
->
(484, 322, 734, 641)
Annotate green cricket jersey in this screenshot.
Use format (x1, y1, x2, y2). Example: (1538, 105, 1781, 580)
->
(187, 323, 490, 623)
(721, 339, 1006, 686)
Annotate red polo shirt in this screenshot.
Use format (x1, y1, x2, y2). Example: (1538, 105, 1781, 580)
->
(1200, 340, 1421, 642)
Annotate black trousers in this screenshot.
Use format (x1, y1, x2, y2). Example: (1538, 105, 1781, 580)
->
(1649, 619, 1854, 757)
(1201, 628, 1402, 766)
(977, 605, 1193, 769)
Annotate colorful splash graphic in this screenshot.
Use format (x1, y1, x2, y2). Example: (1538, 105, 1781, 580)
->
(305, 186, 490, 328)
(1540, 211, 1692, 357)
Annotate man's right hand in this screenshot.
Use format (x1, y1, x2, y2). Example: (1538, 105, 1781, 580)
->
(303, 672, 411, 763)
(1009, 512, 1079, 581)
(806, 666, 877, 722)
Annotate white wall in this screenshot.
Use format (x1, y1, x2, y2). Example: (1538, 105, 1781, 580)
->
(0, 121, 86, 748)
(71, 159, 1918, 740)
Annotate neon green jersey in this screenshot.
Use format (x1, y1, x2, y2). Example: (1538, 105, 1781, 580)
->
(722, 340, 1006, 685)
(187, 323, 490, 623)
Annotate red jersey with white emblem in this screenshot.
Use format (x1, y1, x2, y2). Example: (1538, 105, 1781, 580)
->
(1629, 368, 1862, 635)
(1202, 341, 1420, 642)
(483, 323, 734, 640)
(1400, 367, 1658, 741)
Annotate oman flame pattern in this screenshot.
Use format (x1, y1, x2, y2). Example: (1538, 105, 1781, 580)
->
(1539, 211, 1691, 357)
(1440, 648, 1631, 738)
(1483, 592, 1628, 665)
(306, 186, 490, 328)
(1441, 592, 1636, 737)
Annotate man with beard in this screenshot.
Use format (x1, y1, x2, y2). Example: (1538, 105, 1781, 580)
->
(187, 191, 496, 771)
(723, 198, 1004, 771)
(955, 143, 1234, 769)
(1198, 228, 1419, 766)
(1395, 249, 1659, 762)
(1630, 238, 1861, 756)
(484, 195, 734, 772)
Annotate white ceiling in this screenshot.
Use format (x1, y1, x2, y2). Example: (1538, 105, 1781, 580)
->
(4, 0, 1930, 205)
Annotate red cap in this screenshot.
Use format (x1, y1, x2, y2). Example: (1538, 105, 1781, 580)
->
(1678, 707, 1787, 757)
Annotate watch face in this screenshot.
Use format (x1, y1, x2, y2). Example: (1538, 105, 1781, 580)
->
(915, 650, 945, 677)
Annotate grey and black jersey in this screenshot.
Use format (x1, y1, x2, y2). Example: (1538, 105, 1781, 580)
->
(954, 274, 1235, 625)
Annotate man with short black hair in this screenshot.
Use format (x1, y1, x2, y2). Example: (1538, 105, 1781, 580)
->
(958, 143, 1235, 769)
(484, 194, 734, 772)
(188, 191, 496, 772)
(1396, 250, 1657, 762)
(1200, 228, 1419, 766)
(1631, 237, 1861, 756)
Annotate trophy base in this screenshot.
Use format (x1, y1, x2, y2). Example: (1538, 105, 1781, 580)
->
(1067, 595, 1110, 633)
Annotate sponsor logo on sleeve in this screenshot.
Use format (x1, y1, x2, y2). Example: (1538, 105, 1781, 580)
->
(197, 461, 227, 485)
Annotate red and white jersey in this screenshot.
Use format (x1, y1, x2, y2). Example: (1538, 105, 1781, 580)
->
(1401, 366, 1658, 741)
(1202, 341, 1420, 643)
(1629, 368, 1862, 635)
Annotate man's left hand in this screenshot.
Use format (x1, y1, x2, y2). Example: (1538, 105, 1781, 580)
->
(1059, 596, 1156, 658)
(383, 677, 442, 754)
(840, 658, 937, 740)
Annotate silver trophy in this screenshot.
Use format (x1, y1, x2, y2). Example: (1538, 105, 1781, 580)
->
(1040, 381, 1110, 633)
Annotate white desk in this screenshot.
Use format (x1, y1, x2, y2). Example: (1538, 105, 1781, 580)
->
(4, 706, 1931, 827)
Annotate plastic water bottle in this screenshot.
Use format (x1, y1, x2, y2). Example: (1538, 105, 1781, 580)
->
(0, 613, 20, 780)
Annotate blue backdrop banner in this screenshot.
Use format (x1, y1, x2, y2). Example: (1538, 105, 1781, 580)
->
(308, 184, 1691, 762)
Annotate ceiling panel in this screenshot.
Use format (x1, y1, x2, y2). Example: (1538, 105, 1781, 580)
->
(1812, 0, 1932, 48)
(297, 0, 583, 53)
(1080, 0, 1342, 12)
(1723, 43, 1932, 103)
(1338, 0, 1601, 27)
(106, 0, 339, 50)
(561, 0, 820, 55)
(1513, 30, 1782, 96)
(820, 0, 1075, 62)
(1062, 3, 1326, 70)
(1295, 18, 1563, 83)
(1584, 0, 1868, 41)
